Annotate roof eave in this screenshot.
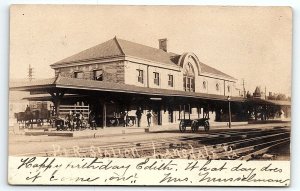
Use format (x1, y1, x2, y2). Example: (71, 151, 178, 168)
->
(50, 55, 126, 68)
(9, 84, 57, 92)
(201, 72, 237, 81)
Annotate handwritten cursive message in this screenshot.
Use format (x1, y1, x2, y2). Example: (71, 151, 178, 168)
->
(8, 156, 290, 186)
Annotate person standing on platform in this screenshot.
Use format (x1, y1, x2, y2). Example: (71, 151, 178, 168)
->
(146, 110, 152, 127)
(123, 110, 128, 127)
(70, 111, 75, 131)
(79, 111, 84, 128)
(89, 111, 97, 130)
(136, 107, 142, 127)
(25, 105, 30, 112)
(65, 111, 72, 130)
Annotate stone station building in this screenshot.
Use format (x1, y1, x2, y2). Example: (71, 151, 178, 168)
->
(11, 37, 247, 128)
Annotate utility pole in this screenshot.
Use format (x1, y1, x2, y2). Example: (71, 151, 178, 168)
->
(265, 86, 267, 100)
(243, 79, 246, 98)
(28, 64, 34, 81)
(242, 79, 246, 98)
(227, 96, 231, 128)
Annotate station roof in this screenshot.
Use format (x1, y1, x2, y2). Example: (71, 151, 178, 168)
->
(10, 76, 244, 102)
(246, 98, 291, 106)
(265, 100, 291, 106)
(21, 93, 88, 101)
(51, 37, 235, 80)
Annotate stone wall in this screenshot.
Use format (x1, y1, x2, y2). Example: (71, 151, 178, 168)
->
(54, 61, 125, 83)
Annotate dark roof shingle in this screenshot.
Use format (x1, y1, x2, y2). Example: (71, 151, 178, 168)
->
(117, 38, 178, 65)
(54, 38, 124, 64)
(52, 37, 235, 80)
(200, 63, 235, 80)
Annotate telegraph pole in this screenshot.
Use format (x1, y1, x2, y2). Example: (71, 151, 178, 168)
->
(227, 96, 231, 128)
(242, 79, 246, 98)
(28, 64, 34, 81)
(265, 86, 267, 100)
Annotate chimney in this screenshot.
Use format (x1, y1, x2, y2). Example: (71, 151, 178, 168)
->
(158, 38, 167, 52)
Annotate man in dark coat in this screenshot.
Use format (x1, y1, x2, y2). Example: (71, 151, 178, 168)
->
(135, 107, 142, 127)
(146, 110, 152, 127)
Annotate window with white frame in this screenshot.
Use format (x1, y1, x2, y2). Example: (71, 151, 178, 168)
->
(137, 69, 144, 84)
(154, 72, 160, 86)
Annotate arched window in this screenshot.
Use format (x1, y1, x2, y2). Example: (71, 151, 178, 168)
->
(183, 62, 195, 92)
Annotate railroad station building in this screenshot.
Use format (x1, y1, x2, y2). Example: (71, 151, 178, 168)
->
(11, 37, 248, 127)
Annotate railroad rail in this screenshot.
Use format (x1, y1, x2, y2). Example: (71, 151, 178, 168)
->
(15, 126, 290, 161)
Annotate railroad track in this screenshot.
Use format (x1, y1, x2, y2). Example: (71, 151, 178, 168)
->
(16, 126, 290, 161)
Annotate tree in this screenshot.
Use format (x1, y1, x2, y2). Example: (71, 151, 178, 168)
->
(276, 94, 287, 101)
(246, 91, 252, 98)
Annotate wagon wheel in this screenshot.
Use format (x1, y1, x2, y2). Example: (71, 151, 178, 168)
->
(81, 120, 87, 130)
(179, 121, 186, 132)
(109, 119, 120, 127)
(115, 119, 120, 126)
(62, 123, 69, 131)
(204, 121, 210, 132)
(126, 118, 134, 127)
(82, 119, 90, 130)
(40, 119, 44, 126)
(37, 119, 42, 127)
(191, 121, 199, 133)
(25, 121, 30, 128)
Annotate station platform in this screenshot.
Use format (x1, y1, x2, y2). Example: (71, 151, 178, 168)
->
(9, 120, 291, 139)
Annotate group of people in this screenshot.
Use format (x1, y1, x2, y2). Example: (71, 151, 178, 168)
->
(135, 107, 153, 127)
(60, 108, 153, 130)
(64, 110, 93, 131)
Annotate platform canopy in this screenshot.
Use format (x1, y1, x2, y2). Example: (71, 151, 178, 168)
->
(245, 98, 291, 106)
(10, 76, 245, 102)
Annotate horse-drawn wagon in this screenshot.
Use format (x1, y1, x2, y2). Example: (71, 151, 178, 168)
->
(15, 107, 50, 128)
(179, 118, 210, 132)
(15, 104, 91, 131)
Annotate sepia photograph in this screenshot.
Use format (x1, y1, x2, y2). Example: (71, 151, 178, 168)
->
(8, 5, 292, 186)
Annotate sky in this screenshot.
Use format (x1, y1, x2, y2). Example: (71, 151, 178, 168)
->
(9, 5, 292, 95)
